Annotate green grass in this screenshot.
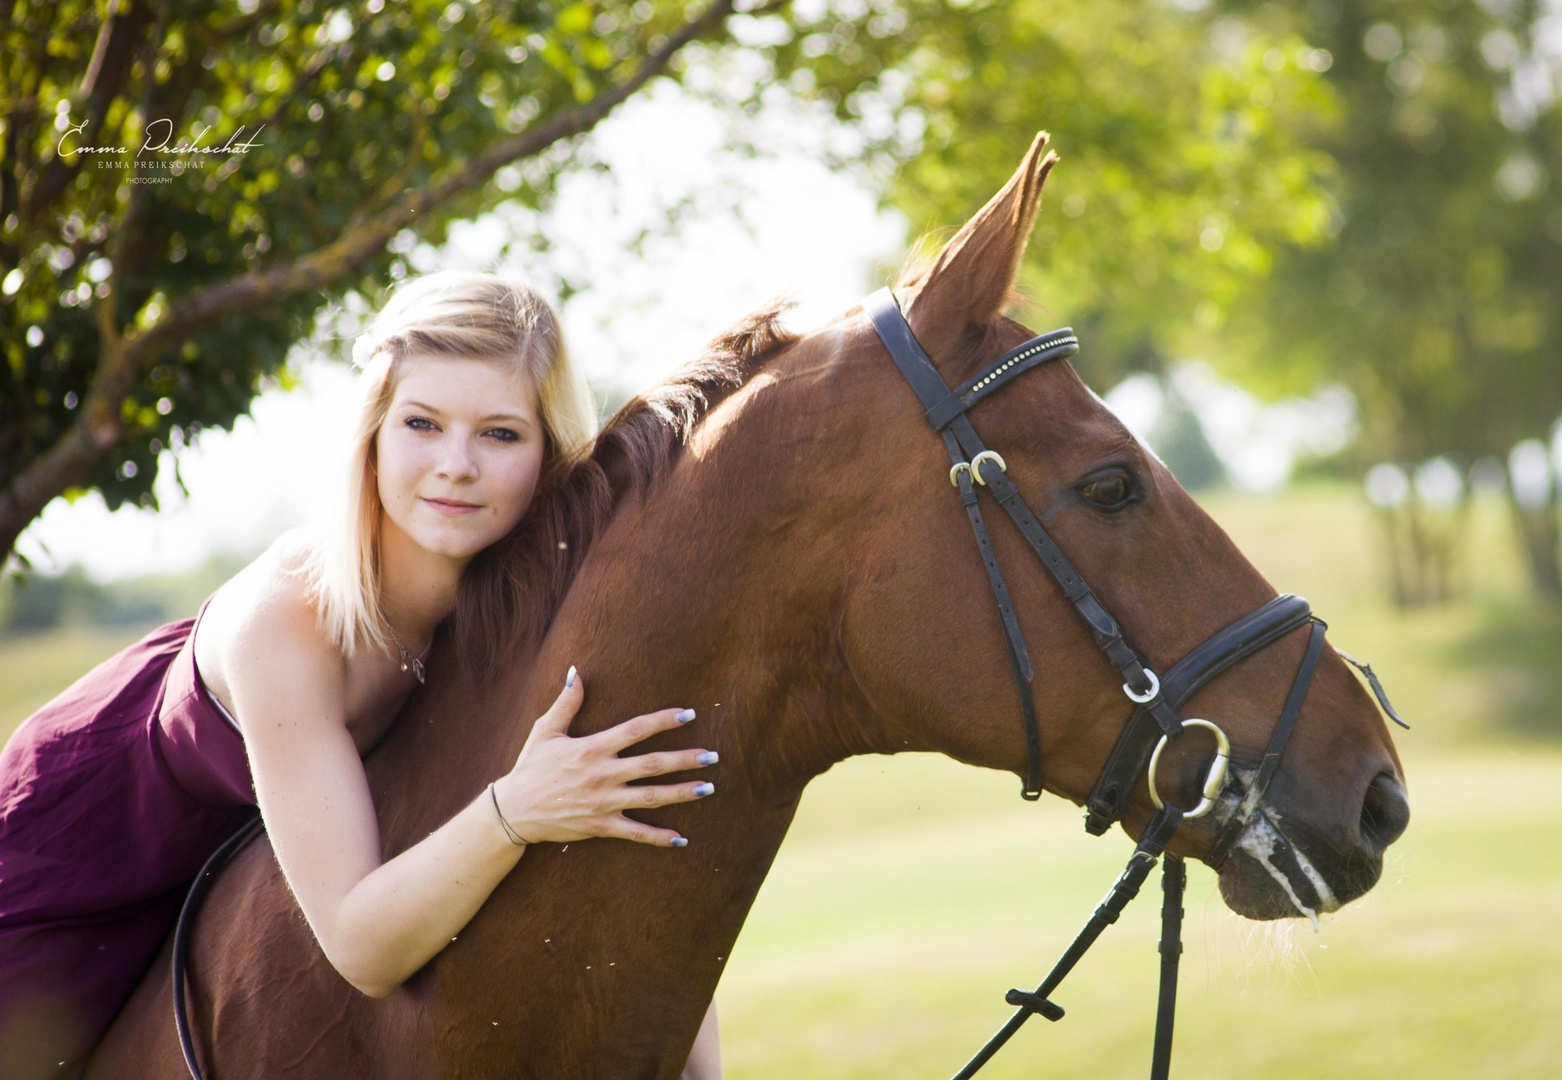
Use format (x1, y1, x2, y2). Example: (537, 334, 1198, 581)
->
(3, 484, 1559, 1075)
(717, 750, 1562, 1079)
(0, 624, 163, 738)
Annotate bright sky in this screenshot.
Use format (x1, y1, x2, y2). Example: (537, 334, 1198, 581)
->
(15, 80, 1344, 582)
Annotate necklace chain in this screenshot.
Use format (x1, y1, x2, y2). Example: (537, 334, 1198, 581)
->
(386, 623, 429, 684)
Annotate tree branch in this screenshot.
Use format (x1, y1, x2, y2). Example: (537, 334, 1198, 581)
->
(0, 0, 738, 560)
(129, 0, 736, 361)
(206, 0, 280, 44)
(19, 0, 126, 220)
(353, 105, 432, 225)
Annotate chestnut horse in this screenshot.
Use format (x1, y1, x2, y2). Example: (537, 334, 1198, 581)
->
(90, 134, 1408, 1078)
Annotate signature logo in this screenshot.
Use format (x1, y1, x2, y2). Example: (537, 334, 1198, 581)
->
(57, 116, 266, 160)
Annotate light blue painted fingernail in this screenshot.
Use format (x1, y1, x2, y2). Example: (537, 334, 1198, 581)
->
(676, 708, 695, 723)
(693, 782, 715, 797)
(670, 836, 689, 848)
(697, 751, 719, 766)
(565, 665, 577, 688)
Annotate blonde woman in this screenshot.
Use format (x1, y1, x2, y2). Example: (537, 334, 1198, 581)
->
(0, 272, 722, 1080)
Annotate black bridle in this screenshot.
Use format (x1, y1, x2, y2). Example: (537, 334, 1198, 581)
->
(170, 290, 1406, 1079)
(863, 288, 1407, 1080)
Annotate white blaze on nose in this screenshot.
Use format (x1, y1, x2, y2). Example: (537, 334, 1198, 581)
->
(1235, 815, 1339, 930)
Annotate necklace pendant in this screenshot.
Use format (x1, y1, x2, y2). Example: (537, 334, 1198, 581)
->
(389, 625, 428, 684)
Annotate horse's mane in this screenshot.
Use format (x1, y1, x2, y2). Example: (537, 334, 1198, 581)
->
(452, 298, 799, 677)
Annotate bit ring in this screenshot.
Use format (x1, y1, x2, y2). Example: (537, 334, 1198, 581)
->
(1147, 718, 1231, 820)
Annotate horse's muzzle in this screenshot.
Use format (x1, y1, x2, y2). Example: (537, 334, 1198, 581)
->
(1215, 768, 1409, 922)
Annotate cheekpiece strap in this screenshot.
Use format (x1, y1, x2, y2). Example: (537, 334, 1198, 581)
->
(1204, 618, 1328, 867)
(865, 288, 1174, 801)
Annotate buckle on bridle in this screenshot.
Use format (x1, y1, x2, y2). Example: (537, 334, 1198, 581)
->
(970, 450, 1007, 485)
(1122, 668, 1160, 704)
(1147, 718, 1231, 820)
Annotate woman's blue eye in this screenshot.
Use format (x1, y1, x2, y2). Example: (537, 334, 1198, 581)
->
(485, 427, 520, 443)
(404, 416, 435, 432)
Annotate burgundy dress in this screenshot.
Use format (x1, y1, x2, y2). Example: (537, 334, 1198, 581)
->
(0, 603, 255, 1074)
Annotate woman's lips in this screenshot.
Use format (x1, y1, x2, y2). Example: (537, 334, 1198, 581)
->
(423, 497, 483, 516)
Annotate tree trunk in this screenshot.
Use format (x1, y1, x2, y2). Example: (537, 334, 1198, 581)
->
(1511, 497, 1562, 599)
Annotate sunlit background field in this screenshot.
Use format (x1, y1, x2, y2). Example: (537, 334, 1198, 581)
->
(5, 483, 1558, 1077)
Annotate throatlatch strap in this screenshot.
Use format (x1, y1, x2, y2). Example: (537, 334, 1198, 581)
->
(946, 427, 1044, 799)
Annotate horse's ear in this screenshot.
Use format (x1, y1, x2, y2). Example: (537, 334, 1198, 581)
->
(898, 132, 1057, 364)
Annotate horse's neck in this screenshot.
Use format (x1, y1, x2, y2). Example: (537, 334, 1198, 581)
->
(543, 432, 879, 785)
(398, 375, 891, 1073)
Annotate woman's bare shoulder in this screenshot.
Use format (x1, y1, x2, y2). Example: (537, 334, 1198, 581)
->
(204, 530, 340, 682)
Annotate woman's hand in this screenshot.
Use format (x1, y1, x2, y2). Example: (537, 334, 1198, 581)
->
(492, 668, 718, 848)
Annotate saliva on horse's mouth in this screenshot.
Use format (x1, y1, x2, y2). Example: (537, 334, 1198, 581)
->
(1209, 771, 1342, 929)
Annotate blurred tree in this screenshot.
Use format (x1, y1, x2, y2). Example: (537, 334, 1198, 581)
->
(1214, 0, 1562, 594)
(791, 0, 1561, 595)
(0, 0, 779, 562)
(1219, 0, 1562, 457)
(764, 0, 1339, 390)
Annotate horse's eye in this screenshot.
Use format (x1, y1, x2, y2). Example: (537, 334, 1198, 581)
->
(1081, 473, 1132, 509)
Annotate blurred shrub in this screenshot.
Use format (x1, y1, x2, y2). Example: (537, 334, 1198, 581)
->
(0, 556, 245, 638)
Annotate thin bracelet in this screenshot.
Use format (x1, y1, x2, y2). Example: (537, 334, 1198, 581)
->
(488, 781, 531, 846)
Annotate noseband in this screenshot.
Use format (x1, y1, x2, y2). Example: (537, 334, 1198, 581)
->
(864, 288, 1406, 1079)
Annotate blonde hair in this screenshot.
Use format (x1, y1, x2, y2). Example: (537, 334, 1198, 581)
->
(308, 270, 596, 657)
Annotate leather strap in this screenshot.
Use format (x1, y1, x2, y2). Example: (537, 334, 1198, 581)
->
(950, 806, 1185, 1080)
(175, 813, 264, 1080)
(948, 435, 1044, 798)
(1335, 647, 1411, 729)
(1083, 594, 1313, 835)
(1150, 855, 1186, 1080)
(864, 288, 960, 418)
(924, 330, 1080, 430)
(1205, 618, 1327, 866)
(863, 285, 1406, 1080)
(865, 288, 1179, 799)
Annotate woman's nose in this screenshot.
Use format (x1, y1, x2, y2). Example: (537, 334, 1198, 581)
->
(435, 437, 479, 480)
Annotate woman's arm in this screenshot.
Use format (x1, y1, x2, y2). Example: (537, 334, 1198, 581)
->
(682, 1000, 722, 1080)
(226, 593, 714, 997)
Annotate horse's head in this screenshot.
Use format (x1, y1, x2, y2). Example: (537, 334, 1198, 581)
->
(824, 133, 1408, 921)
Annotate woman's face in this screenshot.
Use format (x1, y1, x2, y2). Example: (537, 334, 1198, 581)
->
(375, 355, 546, 562)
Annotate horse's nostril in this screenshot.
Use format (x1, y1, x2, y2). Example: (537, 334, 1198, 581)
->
(1358, 772, 1410, 852)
